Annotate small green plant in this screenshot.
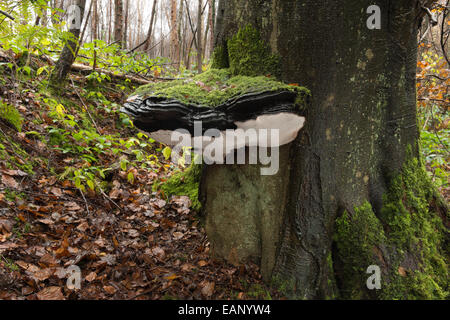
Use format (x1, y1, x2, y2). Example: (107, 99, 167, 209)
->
(0, 100, 23, 131)
(1, 255, 19, 272)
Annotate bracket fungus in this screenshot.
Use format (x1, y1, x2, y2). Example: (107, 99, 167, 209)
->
(121, 69, 309, 158)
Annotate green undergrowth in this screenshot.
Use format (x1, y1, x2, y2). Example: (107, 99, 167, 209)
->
(0, 99, 23, 131)
(0, 133, 34, 175)
(153, 163, 202, 211)
(334, 150, 449, 300)
(132, 68, 309, 108)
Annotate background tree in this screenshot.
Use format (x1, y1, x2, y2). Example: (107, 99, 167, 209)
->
(50, 0, 86, 84)
(201, 0, 449, 299)
(196, 0, 202, 73)
(114, 0, 123, 48)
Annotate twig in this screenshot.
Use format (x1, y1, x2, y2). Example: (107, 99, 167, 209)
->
(0, 10, 15, 21)
(79, 189, 90, 216)
(99, 188, 122, 212)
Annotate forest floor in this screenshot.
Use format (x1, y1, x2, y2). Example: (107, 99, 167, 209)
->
(0, 60, 279, 300)
(0, 52, 448, 300)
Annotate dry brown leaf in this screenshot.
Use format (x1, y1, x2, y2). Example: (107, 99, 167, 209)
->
(32, 268, 54, 282)
(151, 246, 165, 260)
(103, 285, 117, 295)
(201, 281, 215, 297)
(181, 263, 195, 272)
(37, 286, 65, 300)
(172, 232, 184, 240)
(198, 260, 208, 267)
(85, 272, 97, 282)
(0, 242, 18, 253)
(398, 267, 407, 277)
(40, 253, 59, 267)
(50, 187, 63, 197)
(0, 219, 14, 233)
(2, 175, 19, 189)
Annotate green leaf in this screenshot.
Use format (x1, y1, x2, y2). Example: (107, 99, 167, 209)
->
(163, 147, 172, 160)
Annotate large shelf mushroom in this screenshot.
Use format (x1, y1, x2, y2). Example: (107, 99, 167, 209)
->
(121, 69, 309, 158)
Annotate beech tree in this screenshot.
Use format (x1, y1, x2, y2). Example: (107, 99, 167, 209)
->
(200, 0, 449, 299)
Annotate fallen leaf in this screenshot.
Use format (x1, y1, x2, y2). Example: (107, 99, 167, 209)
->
(151, 246, 165, 260)
(37, 286, 65, 300)
(128, 229, 139, 238)
(0, 219, 14, 233)
(50, 187, 62, 197)
(0, 242, 19, 253)
(173, 232, 184, 240)
(198, 260, 208, 267)
(64, 202, 81, 211)
(40, 253, 59, 267)
(85, 272, 97, 282)
(32, 268, 54, 282)
(164, 274, 180, 281)
(201, 281, 215, 297)
(2, 175, 18, 189)
(181, 263, 195, 272)
(103, 285, 117, 295)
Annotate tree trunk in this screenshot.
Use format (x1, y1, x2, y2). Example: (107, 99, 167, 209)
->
(91, 0, 98, 41)
(144, 0, 158, 52)
(201, 0, 449, 299)
(123, 0, 129, 49)
(114, 0, 124, 48)
(196, 0, 203, 73)
(170, 0, 180, 66)
(50, 0, 86, 84)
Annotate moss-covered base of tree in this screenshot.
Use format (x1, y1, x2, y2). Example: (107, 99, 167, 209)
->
(131, 68, 309, 108)
(153, 163, 202, 211)
(333, 153, 449, 300)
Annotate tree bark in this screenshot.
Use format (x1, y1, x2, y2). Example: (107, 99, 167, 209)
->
(144, 0, 158, 52)
(50, 0, 86, 84)
(91, 0, 98, 41)
(170, 0, 180, 66)
(196, 0, 203, 73)
(201, 0, 449, 299)
(114, 0, 124, 48)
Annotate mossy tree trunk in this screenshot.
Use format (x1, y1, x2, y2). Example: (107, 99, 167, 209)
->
(201, 0, 448, 299)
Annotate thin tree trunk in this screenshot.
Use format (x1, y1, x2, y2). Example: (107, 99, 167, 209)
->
(170, 0, 180, 66)
(91, 0, 98, 41)
(196, 0, 203, 73)
(144, 0, 158, 52)
(50, 0, 86, 84)
(123, 0, 129, 49)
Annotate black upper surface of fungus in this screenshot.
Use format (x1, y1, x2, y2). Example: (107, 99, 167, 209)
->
(121, 90, 303, 135)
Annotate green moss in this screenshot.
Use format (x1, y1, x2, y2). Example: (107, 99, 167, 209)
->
(0, 100, 23, 132)
(333, 150, 448, 300)
(211, 45, 229, 69)
(379, 154, 448, 300)
(132, 68, 309, 109)
(227, 24, 280, 77)
(153, 163, 202, 211)
(334, 202, 386, 299)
